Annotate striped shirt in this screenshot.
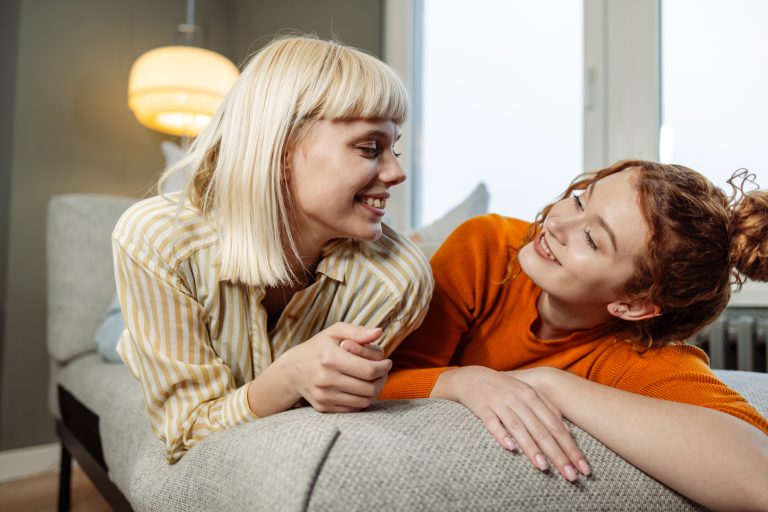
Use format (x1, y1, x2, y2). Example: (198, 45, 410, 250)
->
(113, 194, 433, 463)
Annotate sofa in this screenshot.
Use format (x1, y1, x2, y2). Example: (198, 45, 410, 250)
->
(48, 194, 768, 511)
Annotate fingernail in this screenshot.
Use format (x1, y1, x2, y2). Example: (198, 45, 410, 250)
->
(577, 458, 591, 476)
(563, 464, 578, 482)
(504, 437, 517, 452)
(366, 328, 381, 336)
(534, 453, 549, 471)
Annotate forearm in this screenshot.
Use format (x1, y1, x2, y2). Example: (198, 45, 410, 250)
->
(533, 368, 768, 510)
(246, 355, 302, 417)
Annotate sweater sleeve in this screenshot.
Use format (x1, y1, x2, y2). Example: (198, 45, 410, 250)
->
(590, 343, 768, 435)
(380, 215, 513, 399)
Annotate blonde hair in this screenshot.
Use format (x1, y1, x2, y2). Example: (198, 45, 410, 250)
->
(159, 36, 408, 287)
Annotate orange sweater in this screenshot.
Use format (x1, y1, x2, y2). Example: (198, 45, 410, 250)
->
(382, 214, 768, 435)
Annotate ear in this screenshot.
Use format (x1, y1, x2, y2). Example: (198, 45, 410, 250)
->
(607, 299, 661, 322)
(281, 150, 292, 181)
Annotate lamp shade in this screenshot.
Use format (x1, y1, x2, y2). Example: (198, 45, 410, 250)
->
(128, 46, 239, 136)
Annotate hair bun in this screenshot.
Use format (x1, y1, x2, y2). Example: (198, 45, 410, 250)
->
(730, 189, 768, 282)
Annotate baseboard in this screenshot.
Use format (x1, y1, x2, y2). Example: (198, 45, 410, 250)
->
(0, 442, 61, 483)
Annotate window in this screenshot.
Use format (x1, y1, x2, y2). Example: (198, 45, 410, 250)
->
(661, 0, 768, 187)
(418, 0, 584, 225)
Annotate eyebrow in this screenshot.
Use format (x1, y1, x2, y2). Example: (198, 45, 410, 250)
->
(588, 181, 618, 252)
(360, 130, 401, 142)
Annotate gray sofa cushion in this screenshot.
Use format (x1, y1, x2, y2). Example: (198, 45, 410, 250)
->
(47, 194, 136, 363)
(57, 353, 768, 511)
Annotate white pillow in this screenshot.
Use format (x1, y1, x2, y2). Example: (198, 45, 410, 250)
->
(160, 141, 192, 194)
(408, 183, 489, 259)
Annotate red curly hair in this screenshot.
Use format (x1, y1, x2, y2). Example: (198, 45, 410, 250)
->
(523, 160, 768, 347)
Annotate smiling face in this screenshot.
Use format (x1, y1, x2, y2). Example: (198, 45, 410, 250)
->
(287, 118, 405, 252)
(518, 169, 649, 308)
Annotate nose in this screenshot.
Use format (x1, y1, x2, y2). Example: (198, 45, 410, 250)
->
(380, 155, 406, 188)
(545, 213, 578, 245)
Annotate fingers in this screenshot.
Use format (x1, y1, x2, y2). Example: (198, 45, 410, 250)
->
(317, 372, 379, 398)
(458, 368, 590, 483)
(307, 374, 390, 412)
(326, 345, 391, 381)
(520, 393, 589, 478)
(307, 391, 375, 412)
(536, 394, 591, 476)
(325, 322, 382, 345)
(494, 401, 588, 482)
(294, 327, 393, 413)
(340, 339, 386, 361)
(481, 411, 521, 453)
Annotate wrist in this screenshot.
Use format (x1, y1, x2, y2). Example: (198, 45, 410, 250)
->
(522, 367, 567, 404)
(432, 366, 490, 402)
(247, 350, 302, 416)
(275, 345, 301, 395)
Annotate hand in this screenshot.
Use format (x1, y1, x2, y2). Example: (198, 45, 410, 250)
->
(436, 366, 590, 482)
(283, 323, 391, 412)
(339, 338, 386, 362)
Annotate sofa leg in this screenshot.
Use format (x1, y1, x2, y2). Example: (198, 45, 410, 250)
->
(58, 443, 72, 512)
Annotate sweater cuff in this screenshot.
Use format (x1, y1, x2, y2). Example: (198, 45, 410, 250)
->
(379, 367, 456, 400)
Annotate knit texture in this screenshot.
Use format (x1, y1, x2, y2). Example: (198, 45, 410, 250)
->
(381, 215, 768, 435)
(59, 355, 768, 510)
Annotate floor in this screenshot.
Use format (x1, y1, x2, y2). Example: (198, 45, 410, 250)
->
(0, 466, 110, 511)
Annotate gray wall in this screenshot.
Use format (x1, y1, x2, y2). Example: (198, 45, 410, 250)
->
(233, 0, 382, 62)
(0, 1, 22, 409)
(0, 0, 382, 450)
(0, 0, 237, 450)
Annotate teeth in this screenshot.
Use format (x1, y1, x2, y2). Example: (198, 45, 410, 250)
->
(362, 197, 386, 209)
(540, 233, 558, 262)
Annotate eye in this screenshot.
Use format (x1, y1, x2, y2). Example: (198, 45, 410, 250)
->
(393, 146, 402, 158)
(584, 228, 598, 251)
(357, 145, 381, 158)
(573, 193, 585, 211)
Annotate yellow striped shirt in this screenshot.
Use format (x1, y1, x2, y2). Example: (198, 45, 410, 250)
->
(112, 194, 433, 463)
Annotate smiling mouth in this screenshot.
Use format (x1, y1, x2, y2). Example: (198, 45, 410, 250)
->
(356, 195, 387, 216)
(537, 232, 561, 265)
(359, 196, 387, 209)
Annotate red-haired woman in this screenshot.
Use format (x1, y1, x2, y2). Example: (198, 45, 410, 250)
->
(351, 161, 768, 509)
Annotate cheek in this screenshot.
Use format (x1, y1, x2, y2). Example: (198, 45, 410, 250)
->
(566, 250, 612, 284)
(571, 251, 596, 270)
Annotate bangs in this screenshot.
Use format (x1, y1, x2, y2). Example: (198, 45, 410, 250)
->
(316, 48, 408, 124)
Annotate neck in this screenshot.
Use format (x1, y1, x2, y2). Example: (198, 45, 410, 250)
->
(534, 291, 613, 340)
(284, 223, 328, 284)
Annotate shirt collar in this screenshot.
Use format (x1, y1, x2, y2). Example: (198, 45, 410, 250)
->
(314, 239, 354, 283)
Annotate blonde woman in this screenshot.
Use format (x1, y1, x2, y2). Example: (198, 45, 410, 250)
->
(112, 36, 433, 463)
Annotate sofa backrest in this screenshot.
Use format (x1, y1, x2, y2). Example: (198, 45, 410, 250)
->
(47, 194, 136, 363)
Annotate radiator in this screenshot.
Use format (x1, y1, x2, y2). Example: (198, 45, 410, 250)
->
(693, 308, 768, 373)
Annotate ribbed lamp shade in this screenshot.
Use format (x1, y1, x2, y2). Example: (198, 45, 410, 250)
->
(128, 46, 239, 136)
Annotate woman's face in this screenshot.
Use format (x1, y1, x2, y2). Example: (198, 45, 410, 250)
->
(288, 118, 404, 247)
(518, 169, 649, 306)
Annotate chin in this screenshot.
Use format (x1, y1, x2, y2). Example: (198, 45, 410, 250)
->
(348, 223, 383, 242)
(359, 227, 383, 242)
(518, 243, 549, 288)
(518, 242, 535, 273)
